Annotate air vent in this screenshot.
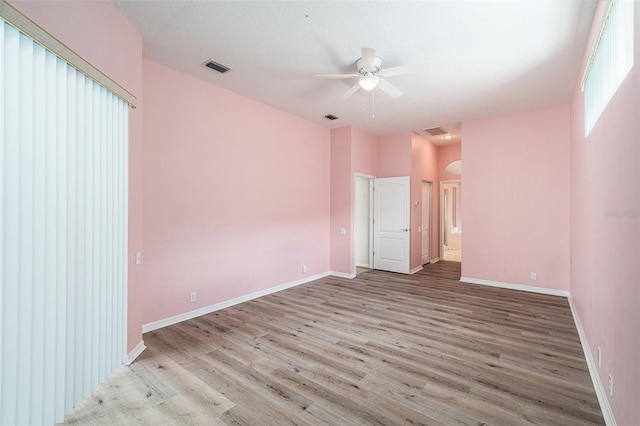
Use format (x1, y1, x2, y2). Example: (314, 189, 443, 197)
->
(324, 114, 339, 120)
(423, 126, 448, 136)
(203, 59, 231, 74)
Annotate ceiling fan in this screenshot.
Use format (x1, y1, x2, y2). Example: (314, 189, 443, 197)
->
(314, 47, 427, 100)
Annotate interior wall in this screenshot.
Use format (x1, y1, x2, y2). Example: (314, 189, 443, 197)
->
(569, 3, 640, 423)
(329, 125, 379, 275)
(351, 126, 378, 176)
(462, 103, 571, 291)
(142, 59, 330, 324)
(330, 126, 352, 273)
(333, 129, 439, 274)
(351, 127, 378, 270)
(411, 133, 440, 268)
(377, 132, 412, 177)
(9, 0, 146, 352)
(438, 143, 462, 181)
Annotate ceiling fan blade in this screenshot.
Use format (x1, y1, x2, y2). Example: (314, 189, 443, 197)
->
(361, 47, 376, 69)
(339, 82, 361, 101)
(313, 73, 359, 79)
(377, 79, 403, 99)
(381, 62, 429, 77)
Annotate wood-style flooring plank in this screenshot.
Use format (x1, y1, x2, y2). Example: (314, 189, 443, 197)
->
(61, 261, 604, 425)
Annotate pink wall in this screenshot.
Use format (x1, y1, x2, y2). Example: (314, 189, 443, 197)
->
(411, 133, 440, 268)
(377, 132, 412, 177)
(330, 129, 445, 274)
(329, 125, 378, 275)
(569, 3, 640, 423)
(330, 127, 352, 273)
(438, 143, 462, 181)
(10, 0, 146, 352)
(377, 132, 442, 269)
(142, 60, 330, 323)
(462, 104, 571, 291)
(351, 126, 378, 176)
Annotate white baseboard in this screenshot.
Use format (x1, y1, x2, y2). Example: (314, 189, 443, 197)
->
(460, 276, 570, 297)
(568, 296, 616, 425)
(356, 263, 371, 268)
(126, 340, 146, 365)
(143, 271, 330, 333)
(430, 257, 440, 263)
(330, 271, 356, 279)
(410, 265, 424, 274)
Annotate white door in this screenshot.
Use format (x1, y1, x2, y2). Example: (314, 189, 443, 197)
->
(374, 176, 410, 274)
(421, 181, 431, 265)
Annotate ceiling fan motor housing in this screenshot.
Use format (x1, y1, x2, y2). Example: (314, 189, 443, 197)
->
(356, 56, 382, 75)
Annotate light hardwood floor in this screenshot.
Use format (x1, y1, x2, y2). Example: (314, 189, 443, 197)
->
(62, 262, 604, 425)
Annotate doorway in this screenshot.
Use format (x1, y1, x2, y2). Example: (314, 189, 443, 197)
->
(421, 181, 432, 265)
(354, 175, 411, 275)
(441, 180, 462, 262)
(354, 174, 374, 274)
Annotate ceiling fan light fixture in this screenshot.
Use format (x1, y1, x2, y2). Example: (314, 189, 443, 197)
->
(359, 74, 380, 91)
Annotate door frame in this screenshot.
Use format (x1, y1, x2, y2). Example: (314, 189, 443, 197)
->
(440, 179, 461, 262)
(354, 173, 375, 272)
(421, 180, 433, 265)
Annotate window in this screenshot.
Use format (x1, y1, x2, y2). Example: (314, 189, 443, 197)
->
(583, 0, 634, 136)
(1, 11, 132, 425)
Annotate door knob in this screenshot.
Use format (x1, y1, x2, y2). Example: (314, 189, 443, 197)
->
(401, 228, 409, 232)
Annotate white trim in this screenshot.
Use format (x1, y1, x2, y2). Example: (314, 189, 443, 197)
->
(568, 296, 616, 425)
(126, 341, 146, 365)
(143, 271, 330, 333)
(460, 277, 570, 297)
(430, 257, 440, 263)
(410, 265, 424, 275)
(330, 271, 357, 279)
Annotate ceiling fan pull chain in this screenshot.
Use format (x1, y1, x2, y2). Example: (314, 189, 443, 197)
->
(372, 88, 375, 118)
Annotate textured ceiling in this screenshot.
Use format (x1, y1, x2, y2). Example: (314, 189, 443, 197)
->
(113, 1, 596, 145)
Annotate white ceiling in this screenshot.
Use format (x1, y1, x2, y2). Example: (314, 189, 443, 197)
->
(113, 1, 596, 145)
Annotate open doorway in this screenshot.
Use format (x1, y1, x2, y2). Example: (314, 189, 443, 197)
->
(441, 180, 461, 262)
(354, 174, 374, 274)
(421, 181, 432, 265)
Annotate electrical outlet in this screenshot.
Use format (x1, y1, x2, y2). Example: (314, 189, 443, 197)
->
(135, 251, 141, 265)
(190, 292, 196, 303)
(598, 347, 602, 367)
(340, 228, 347, 235)
(608, 373, 613, 396)
(530, 272, 537, 281)
(302, 264, 307, 274)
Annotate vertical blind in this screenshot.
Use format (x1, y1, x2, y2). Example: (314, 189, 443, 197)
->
(0, 19, 128, 425)
(583, 0, 634, 136)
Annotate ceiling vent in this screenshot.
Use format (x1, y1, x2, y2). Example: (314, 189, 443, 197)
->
(423, 126, 448, 136)
(203, 59, 231, 74)
(324, 114, 339, 120)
